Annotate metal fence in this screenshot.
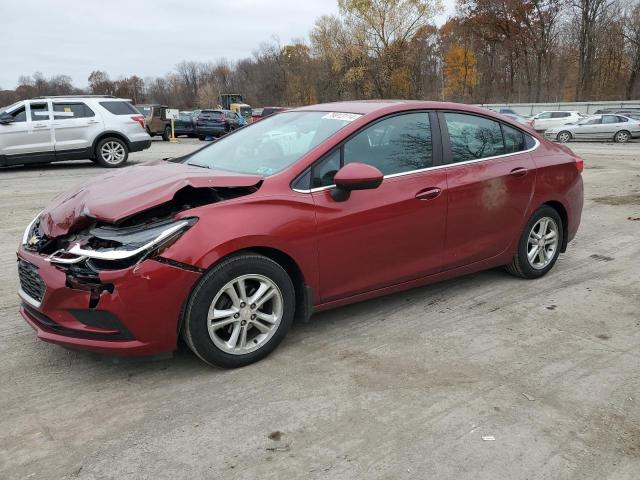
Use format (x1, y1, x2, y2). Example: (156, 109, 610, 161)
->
(476, 100, 640, 116)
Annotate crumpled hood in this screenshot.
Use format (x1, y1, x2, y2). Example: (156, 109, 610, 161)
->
(39, 160, 262, 238)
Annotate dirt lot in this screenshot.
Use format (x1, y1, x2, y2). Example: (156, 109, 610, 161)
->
(1, 138, 639, 479)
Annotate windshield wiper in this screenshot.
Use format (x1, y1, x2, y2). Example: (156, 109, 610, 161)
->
(187, 163, 211, 169)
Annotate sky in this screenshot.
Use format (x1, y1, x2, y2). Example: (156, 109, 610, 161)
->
(1, 0, 456, 89)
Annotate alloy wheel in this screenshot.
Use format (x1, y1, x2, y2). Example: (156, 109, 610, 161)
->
(100, 141, 126, 164)
(616, 131, 629, 143)
(527, 217, 559, 270)
(207, 274, 283, 355)
(557, 132, 571, 143)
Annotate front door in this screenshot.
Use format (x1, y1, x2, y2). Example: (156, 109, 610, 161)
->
(311, 112, 448, 302)
(440, 112, 536, 269)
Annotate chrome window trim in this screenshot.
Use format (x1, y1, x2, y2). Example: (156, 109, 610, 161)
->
(292, 136, 540, 194)
(19, 287, 42, 309)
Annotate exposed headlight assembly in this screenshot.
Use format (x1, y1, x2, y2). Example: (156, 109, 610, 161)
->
(21, 212, 42, 245)
(47, 218, 197, 266)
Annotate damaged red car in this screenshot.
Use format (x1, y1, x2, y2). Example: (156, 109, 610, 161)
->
(17, 101, 583, 368)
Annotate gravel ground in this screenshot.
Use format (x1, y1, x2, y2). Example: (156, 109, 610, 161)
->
(0, 138, 639, 480)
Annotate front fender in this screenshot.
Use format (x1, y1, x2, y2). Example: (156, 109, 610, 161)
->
(160, 193, 320, 294)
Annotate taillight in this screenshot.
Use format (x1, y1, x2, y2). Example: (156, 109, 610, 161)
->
(131, 115, 145, 129)
(575, 156, 584, 173)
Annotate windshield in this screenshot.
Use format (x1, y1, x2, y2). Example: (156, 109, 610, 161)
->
(0, 101, 21, 113)
(136, 106, 152, 116)
(186, 111, 360, 175)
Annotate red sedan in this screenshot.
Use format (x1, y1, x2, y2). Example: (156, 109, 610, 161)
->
(17, 101, 583, 368)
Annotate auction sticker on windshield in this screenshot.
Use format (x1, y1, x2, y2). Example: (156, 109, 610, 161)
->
(322, 112, 361, 122)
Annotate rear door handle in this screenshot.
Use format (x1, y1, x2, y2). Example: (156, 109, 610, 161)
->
(33, 123, 48, 129)
(415, 187, 442, 201)
(510, 167, 528, 177)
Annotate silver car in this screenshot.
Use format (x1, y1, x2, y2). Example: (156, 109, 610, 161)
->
(0, 95, 151, 168)
(544, 114, 640, 143)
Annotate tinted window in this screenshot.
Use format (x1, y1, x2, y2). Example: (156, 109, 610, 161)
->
(445, 113, 504, 162)
(503, 124, 526, 153)
(100, 101, 138, 115)
(53, 103, 95, 119)
(312, 149, 341, 188)
(343, 112, 432, 175)
(8, 106, 26, 122)
(617, 116, 630, 122)
(29, 103, 49, 121)
(200, 111, 224, 120)
(536, 112, 552, 119)
(551, 112, 570, 118)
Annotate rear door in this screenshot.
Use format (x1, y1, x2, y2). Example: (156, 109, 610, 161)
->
(440, 112, 536, 269)
(310, 111, 448, 301)
(548, 111, 571, 129)
(52, 102, 103, 156)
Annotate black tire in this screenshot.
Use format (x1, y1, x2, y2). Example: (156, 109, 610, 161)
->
(162, 125, 171, 141)
(198, 135, 205, 141)
(556, 131, 572, 143)
(505, 205, 564, 279)
(182, 253, 295, 368)
(614, 130, 630, 143)
(94, 137, 128, 168)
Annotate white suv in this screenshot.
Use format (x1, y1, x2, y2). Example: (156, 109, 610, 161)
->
(0, 96, 151, 168)
(531, 111, 584, 132)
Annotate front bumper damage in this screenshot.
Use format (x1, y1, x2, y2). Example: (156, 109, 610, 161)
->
(17, 249, 201, 356)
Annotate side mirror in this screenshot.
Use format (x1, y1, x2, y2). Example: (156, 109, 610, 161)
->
(0, 112, 14, 125)
(331, 162, 383, 201)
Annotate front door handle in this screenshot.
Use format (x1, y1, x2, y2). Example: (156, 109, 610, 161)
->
(33, 123, 48, 129)
(510, 167, 528, 177)
(415, 187, 442, 201)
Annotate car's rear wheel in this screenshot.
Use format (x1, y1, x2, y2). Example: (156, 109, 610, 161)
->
(182, 253, 295, 368)
(505, 206, 563, 279)
(557, 131, 572, 143)
(95, 137, 128, 167)
(162, 126, 171, 141)
(614, 130, 630, 143)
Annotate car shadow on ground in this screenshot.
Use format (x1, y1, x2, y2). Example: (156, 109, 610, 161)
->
(28, 267, 514, 380)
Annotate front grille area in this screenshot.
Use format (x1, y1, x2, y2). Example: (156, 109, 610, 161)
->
(18, 259, 45, 302)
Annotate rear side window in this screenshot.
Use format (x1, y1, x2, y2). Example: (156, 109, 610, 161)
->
(536, 112, 552, 119)
(503, 124, 526, 153)
(99, 101, 138, 115)
(444, 113, 504, 162)
(617, 116, 630, 122)
(53, 103, 95, 119)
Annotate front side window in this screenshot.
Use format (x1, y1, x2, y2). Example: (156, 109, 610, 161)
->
(312, 149, 341, 188)
(536, 112, 552, 119)
(29, 103, 50, 121)
(186, 111, 359, 176)
(343, 112, 432, 175)
(445, 113, 504, 163)
(551, 112, 570, 118)
(53, 103, 95, 119)
(7, 105, 26, 122)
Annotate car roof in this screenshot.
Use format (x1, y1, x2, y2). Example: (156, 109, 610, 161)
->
(292, 100, 517, 117)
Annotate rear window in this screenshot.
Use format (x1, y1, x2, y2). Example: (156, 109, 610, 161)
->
(99, 101, 139, 115)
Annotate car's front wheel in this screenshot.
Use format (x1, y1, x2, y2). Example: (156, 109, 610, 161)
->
(557, 131, 572, 143)
(182, 253, 295, 368)
(162, 125, 171, 141)
(95, 137, 129, 167)
(505, 206, 563, 279)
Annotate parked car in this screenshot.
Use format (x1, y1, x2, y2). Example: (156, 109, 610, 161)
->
(501, 113, 531, 125)
(252, 106, 287, 122)
(0, 95, 150, 168)
(174, 111, 197, 137)
(251, 108, 264, 122)
(16, 101, 583, 368)
(531, 111, 584, 131)
(135, 104, 172, 141)
(195, 109, 241, 140)
(544, 114, 640, 143)
(593, 107, 640, 115)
